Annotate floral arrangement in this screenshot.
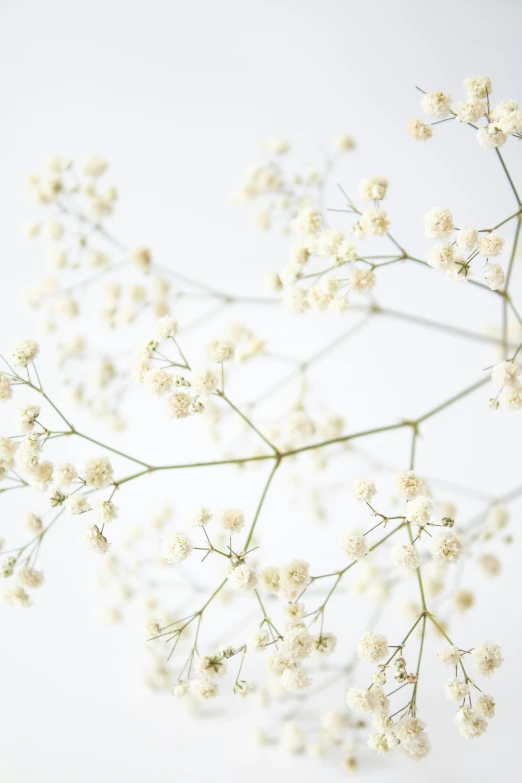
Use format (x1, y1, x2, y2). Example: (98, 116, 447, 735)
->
(1, 74, 520, 773)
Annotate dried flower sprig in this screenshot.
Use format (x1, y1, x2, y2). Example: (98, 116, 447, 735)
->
(1, 74, 521, 774)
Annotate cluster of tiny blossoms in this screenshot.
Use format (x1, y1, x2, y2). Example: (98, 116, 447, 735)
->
(408, 75, 522, 148)
(1, 75, 520, 776)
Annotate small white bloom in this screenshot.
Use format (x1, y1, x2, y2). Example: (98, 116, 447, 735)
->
(407, 118, 433, 141)
(472, 641, 503, 677)
(421, 91, 452, 118)
(340, 531, 369, 560)
(11, 339, 39, 368)
(445, 677, 469, 701)
(485, 263, 505, 291)
(423, 207, 454, 239)
(84, 457, 114, 489)
(83, 524, 110, 554)
(357, 631, 389, 663)
(477, 125, 507, 149)
(189, 505, 212, 527)
(406, 496, 432, 524)
(67, 494, 91, 515)
(161, 531, 193, 564)
(93, 499, 118, 524)
(464, 75, 492, 99)
(156, 315, 179, 340)
(219, 507, 245, 534)
(437, 645, 461, 666)
(227, 564, 258, 591)
(478, 232, 504, 258)
(429, 532, 463, 564)
(394, 471, 424, 499)
(391, 544, 420, 573)
(491, 361, 520, 387)
(351, 477, 376, 502)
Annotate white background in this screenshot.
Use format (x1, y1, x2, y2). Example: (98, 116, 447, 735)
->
(1, 0, 522, 781)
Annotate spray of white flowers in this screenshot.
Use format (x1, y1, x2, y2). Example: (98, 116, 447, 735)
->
(1, 75, 520, 773)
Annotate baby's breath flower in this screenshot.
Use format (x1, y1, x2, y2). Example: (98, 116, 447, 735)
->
(486, 504, 509, 532)
(194, 679, 219, 699)
(83, 524, 110, 554)
(407, 118, 433, 141)
(477, 125, 507, 149)
(284, 625, 314, 660)
(206, 339, 235, 363)
(143, 368, 173, 396)
(491, 360, 520, 387)
(93, 499, 118, 525)
(367, 733, 392, 754)
(259, 566, 280, 594)
(279, 560, 310, 600)
(360, 209, 390, 236)
(464, 75, 492, 99)
(335, 135, 356, 151)
(351, 477, 376, 502)
(455, 226, 478, 251)
(476, 694, 495, 719)
(454, 707, 488, 739)
(429, 531, 463, 564)
(340, 531, 369, 560)
(0, 374, 13, 402)
(131, 247, 152, 273)
(360, 176, 388, 202)
(227, 563, 258, 591)
(83, 155, 108, 177)
(172, 680, 190, 698)
(437, 645, 461, 666)
(350, 267, 376, 293)
(454, 589, 475, 613)
(280, 665, 312, 692)
(53, 463, 78, 488)
(167, 392, 191, 418)
(406, 496, 432, 524)
(283, 601, 306, 624)
(161, 531, 193, 564)
(356, 631, 389, 663)
(156, 315, 179, 340)
(3, 584, 32, 607)
(445, 677, 469, 701)
(499, 384, 522, 410)
(423, 207, 454, 239)
(17, 567, 44, 590)
(234, 680, 254, 698)
(391, 543, 420, 573)
(11, 339, 39, 367)
(189, 505, 212, 527)
(394, 470, 424, 499)
(314, 632, 337, 656)
(485, 263, 505, 291)
(248, 627, 270, 651)
(16, 403, 40, 433)
(219, 508, 245, 534)
(84, 457, 114, 489)
(477, 553, 501, 578)
(455, 99, 485, 123)
(192, 366, 220, 395)
(67, 494, 91, 515)
(421, 91, 452, 118)
(478, 232, 504, 258)
(347, 685, 388, 714)
(291, 207, 322, 236)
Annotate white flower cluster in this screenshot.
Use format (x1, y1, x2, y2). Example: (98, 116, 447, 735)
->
(438, 641, 502, 739)
(410, 76, 522, 149)
(2, 74, 521, 775)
